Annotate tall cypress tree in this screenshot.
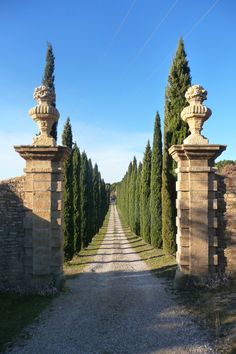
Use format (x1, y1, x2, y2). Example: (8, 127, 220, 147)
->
(134, 162, 142, 235)
(62, 118, 74, 260)
(87, 158, 94, 242)
(93, 164, 100, 234)
(141, 141, 152, 244)
(80, 151, 89, 248)
(162, 38, 191, 254)
(150, 112, 162, 248)
(126, 162, 132, 225)
(42, 42, 57, 141)
(72, 143, 81, 253)
(129, 157, 137, 232)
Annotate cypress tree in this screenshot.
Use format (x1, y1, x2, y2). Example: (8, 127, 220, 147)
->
(162, 38, 191, 254)
(93, 164, 100, 234)
(141, 141, 152, 244)
(134, 162, 142, 235)
(126, 162, 132, 225)
(72, 143, 81, 253)
(129, 157, 137, 232)
(150, 112, 162, 248)
(42, 42, 57, 141)
(80, 152, 89, 248)
(62, 118, 74, 260)
(87, 158, 94, 242)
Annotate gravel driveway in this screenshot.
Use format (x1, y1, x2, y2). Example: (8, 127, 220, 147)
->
(6, 205, 215, 354)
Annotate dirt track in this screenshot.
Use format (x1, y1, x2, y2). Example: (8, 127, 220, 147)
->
(6, 204, 215, 354)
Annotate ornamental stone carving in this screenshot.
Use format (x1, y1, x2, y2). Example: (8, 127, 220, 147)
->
(181, 84, 212, 145)
(29, 85, 59, 146)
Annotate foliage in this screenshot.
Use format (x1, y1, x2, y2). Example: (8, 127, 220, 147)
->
(129, 157, 137, 232)
(80, 151, 90, 248)
(216, 160, 236, 176)
(62, 117, 73, 149)
(62, 118, 109, 258)
(72, 143, 81, 253)
(150, 112, 162, 248)
(162, 37, 191, 254)
(134, 162, 142, 235)
(42, 42, 57, 140)
(140, 141, 152, 244)
(62, 118, 74, 260)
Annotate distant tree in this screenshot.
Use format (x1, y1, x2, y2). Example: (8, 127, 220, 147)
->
(141, 141, 152, 244)
(62, 118, 74, 260)
(150, 112, 162, 248)
(162, 37, 191, 254)
(129, 157, 137, 232)
(127, 162, 133, 225)
(93, 164, 100, 234)
(42, 42, 57, 141)
(80, 151, 89, 248)
(134, 162, 142, 235)
(215, 160, 236, 171)
(87, 158, 94, 242)
(62, 117, 73, 148)
(72, 143, 81, 253)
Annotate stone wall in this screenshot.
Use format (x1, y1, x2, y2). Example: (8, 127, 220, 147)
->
(0, 176, 26, 291)
(224, 176, 236, 277)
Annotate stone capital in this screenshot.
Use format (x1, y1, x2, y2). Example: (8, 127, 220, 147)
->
(169, 144, 227, 164)
(14, 145, 70, 163)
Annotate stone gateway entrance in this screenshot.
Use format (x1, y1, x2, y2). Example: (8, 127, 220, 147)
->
(0, 83, 236, 293)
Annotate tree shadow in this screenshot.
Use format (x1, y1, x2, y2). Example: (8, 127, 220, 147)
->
(63, 268, 213, 353)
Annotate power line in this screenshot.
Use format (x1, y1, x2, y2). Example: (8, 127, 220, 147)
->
(144, 0, 221, 84)
(102, 0, 138, 59)
(184, 0, 221, 40)
(133, 0, 179, 61)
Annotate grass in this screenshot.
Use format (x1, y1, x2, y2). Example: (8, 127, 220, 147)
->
(0, 211, 111, 353)
(176, 283, 236, 353)
(118, 212, 236, 353)
(118, 212, 177, 279)
(64, 210, 110, 277)
(0, 294, 51, 353)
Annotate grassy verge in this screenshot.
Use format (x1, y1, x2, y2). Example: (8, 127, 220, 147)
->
(176, 283, 236, 353)
(118, 212, 176, 279)
(0, 210, 111, 353)
(119, 211, 236, 353)
(0, 294, 51, 353)
(64, 209, 110, 277)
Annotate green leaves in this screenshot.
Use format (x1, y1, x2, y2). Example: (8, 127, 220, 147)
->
(162, 38, 191, 255)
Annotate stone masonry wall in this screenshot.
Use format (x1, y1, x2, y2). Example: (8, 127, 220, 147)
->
(224, 176, 236, 277)
(0, 176, 26, 290)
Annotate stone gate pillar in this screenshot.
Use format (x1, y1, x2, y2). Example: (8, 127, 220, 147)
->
(169, 85, 226, 288)
(15, 85, 69, 292)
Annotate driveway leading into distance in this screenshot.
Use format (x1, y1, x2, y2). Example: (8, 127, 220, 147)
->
(7, 205, 214, 354)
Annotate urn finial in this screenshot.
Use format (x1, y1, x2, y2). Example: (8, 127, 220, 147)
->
(29, 85, 59, 146)
(181, 84, 211, 145)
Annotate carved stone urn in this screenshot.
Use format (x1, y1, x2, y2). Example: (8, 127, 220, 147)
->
(181, 85, 212, 145)
(29, 85, 59, 146)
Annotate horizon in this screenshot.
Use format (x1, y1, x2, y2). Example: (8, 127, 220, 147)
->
(0, 0, 235, 183)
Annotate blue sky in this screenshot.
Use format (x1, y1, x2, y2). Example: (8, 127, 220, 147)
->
(0, 0, 235, 183)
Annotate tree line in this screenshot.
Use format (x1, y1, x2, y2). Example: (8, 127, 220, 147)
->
(42, 43, 110, 261)
(117, 38, 191, 255)
(62, 118, 110, 260)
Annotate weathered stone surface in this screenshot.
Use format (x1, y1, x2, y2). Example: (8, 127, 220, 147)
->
(170, 84, 227, 287)
(0, 176, 26, 290)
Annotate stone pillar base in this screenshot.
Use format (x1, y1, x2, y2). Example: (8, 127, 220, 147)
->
(169, 144, 226, 286)
(14, 145, 69, 293)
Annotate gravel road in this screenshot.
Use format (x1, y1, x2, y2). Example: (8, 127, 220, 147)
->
(6, 205, 215, 354)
